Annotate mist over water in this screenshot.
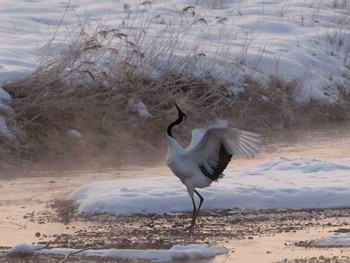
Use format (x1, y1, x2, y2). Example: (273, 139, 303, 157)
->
(260, 120, 350, 160)
(1, 120, 349, 179)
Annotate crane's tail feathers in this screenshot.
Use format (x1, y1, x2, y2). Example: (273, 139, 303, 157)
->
(225, 129, 261, 159)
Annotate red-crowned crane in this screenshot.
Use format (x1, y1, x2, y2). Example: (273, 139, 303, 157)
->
(166, 103, 261, 236)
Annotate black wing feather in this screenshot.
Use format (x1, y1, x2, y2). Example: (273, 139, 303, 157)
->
(199, 143, 232, 181)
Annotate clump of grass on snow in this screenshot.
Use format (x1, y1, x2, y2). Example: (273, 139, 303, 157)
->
(2, 3, 350, 167)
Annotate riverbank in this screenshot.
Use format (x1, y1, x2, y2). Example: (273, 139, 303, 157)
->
(1, 204, 350, 262)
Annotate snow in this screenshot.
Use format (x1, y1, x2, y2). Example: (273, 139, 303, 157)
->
(8, 243, 227, 262)
(0, 88, 14, 140)
(128, 98, 153, 119)
(69, 157, 350, 215)
(0, 88, 11, 102)
(0, 0, 350, 103)
(66, 129, 83, 139)
(311, 234, 350, 247)
(8, 243, 45, 256)
(0, 116, 16, 141)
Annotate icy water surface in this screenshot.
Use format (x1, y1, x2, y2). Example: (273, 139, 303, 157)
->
(1, 121, 350, 262)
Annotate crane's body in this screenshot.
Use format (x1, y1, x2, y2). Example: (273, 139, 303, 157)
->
(166, 103, 261, 236)
(167, 142, 213, 192)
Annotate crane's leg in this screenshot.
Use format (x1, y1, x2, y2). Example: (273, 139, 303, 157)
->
(194, 190, 204, 220)
(188, 190, 204, 236)
(189, 197, 197, 237)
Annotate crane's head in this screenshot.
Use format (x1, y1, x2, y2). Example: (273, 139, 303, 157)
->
(167, 103, 187, 138)
(174, 102, 187, 123)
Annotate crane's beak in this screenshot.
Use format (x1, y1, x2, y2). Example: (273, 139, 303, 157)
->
(174, 102, 187, 120)
(174, 102, 181, 112)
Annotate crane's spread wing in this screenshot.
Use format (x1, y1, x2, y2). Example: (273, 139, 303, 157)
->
(186, 127, 261, 181)
(186, 128, 206, 151)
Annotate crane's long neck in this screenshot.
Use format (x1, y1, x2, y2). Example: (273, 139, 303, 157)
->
(166, 106, 186, 159)
(166, 119, 184, 156)
(166, 133, 184, 160)
(167, 103, 186, 138)
(167, 118, 182, 138)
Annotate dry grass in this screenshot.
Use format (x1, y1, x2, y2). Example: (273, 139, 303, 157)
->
(2, 13, 350, 168)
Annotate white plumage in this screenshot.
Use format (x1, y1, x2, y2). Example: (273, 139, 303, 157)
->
(166, 103, 261, 236)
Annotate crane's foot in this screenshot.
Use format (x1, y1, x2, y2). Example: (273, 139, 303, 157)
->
(185, 224, 195, 237)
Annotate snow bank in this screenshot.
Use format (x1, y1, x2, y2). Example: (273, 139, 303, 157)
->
(0, 84, 15, 141)
(0, 87, 11, 102)
(8, 243, 46, 256)
(68, 157, 350, 215)
(311, 234, 350, 247)
(0, 116, 15, 141)
(1, 0, 350, 103)
(8, 243, 227, 262)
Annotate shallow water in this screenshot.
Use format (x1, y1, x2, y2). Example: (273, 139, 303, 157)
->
(1, 121, 350, 261)
(259, 120, 350, 160)
(215, 225, 350, 263)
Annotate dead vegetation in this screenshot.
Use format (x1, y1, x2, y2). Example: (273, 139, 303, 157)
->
(2, 16, 350, 168)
